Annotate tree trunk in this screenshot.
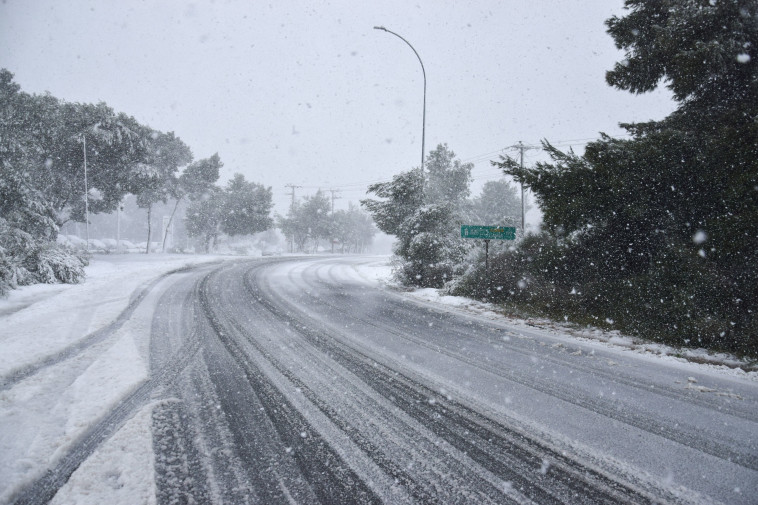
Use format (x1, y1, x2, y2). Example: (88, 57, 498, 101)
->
(161, 197, 183, 253)
(145, 204, 152, 254)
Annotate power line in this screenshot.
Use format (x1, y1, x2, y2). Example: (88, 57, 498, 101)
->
(278, 133, 634, 197)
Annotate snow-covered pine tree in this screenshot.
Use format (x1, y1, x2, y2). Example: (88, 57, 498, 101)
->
(491, 0, 758, 352)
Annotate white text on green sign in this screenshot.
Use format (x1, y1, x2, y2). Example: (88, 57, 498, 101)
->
(461, 225, 516, 240)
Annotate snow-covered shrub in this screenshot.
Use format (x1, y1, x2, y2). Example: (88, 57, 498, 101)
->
(363, 145, 474, 289)
(21, 242, 87, 285)
(451, 232, 548, 303)
(394, 231, 468, 288)
(65, 235, 88, 248)
(101, 238, 119, 250)
(88, 239, 108, 252)
(0, 218, 32, 296)
(0, 219, 88, 293)
(0, 248, 16, 296)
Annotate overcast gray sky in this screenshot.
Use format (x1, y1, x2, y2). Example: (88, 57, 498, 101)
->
(1, 0, 675, 223)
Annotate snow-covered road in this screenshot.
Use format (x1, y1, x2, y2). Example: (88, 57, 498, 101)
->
(1, 255, 757, 504)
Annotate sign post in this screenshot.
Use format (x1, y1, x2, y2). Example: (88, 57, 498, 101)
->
(461, 225, 516, 290)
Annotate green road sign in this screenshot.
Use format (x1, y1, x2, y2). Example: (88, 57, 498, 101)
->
(461, 225, 516, 240)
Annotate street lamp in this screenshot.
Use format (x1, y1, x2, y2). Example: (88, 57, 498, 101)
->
(82, 134, 90, 251)
(373, 26, 427, 183)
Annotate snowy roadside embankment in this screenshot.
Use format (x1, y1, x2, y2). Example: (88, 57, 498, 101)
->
(0, 254, 228, 379)
(0, 254, 233, 504)
(353, 257, 758, 380)
(404, 288, 758, 379)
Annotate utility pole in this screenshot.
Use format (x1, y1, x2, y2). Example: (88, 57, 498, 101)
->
(507, 141, 539, 237)
(284, 184, 302, 253)
(328, 189, 341, 253)
(285, 184, 301, 210)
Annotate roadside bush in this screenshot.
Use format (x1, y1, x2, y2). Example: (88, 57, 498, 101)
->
(396, 231, 468, 288)
(21, 242, 88, 285)
(450, 232, 554, 302)
(0, 218, 88, 295)
(454, 230, 757, 355)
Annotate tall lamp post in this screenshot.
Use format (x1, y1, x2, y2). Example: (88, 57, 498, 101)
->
(373, 26, 427, 184)
(82, 134, 90, 251)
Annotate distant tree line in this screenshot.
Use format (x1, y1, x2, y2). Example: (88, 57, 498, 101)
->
(364, 1, 757, 355)
(185, 173, 274, 253)
(279, 190, 376, 253)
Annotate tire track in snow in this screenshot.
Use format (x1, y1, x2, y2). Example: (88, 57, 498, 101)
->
(8, 273, 211, 505)
(197, 265, 384, 505)
(286, 259, 758, 473)
(0, 263, 212, 391)
(239, 261, 669, 505)
(151, 400, 213, 505)
(208, 266, 513, 504)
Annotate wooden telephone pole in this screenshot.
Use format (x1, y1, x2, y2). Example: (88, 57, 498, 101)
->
(507, 141, 540, 236)
(285, 184, 301, 253)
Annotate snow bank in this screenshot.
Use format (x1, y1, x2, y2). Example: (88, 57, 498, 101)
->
(0, 254, 229, 378)
(0, 253, 233, 502)
(353, 256, 757, 378)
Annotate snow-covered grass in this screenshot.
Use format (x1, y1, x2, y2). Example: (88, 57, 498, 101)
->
(0, 254, 229, 378)
(0, 253, 234, 504)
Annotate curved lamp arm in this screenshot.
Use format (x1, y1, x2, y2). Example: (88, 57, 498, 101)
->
(374, 26, 427, 176)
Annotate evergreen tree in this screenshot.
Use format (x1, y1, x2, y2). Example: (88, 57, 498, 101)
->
(332, 204, 376, 253)
(31, 99, 151, 226)
(362, 168, 423, 238)
(279, 191, 331, 253)
(302, 190, 334, 250)
(278, 202, 311, 253)
(0, 70, 86, 292)
(492, 0, 758, 352)
(605, 0, 756, 111)
(469, 179, 521, 227)
(185, 174, 274, 252)
(160, 153, 222, 251)
(185, 188, 224, 253)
